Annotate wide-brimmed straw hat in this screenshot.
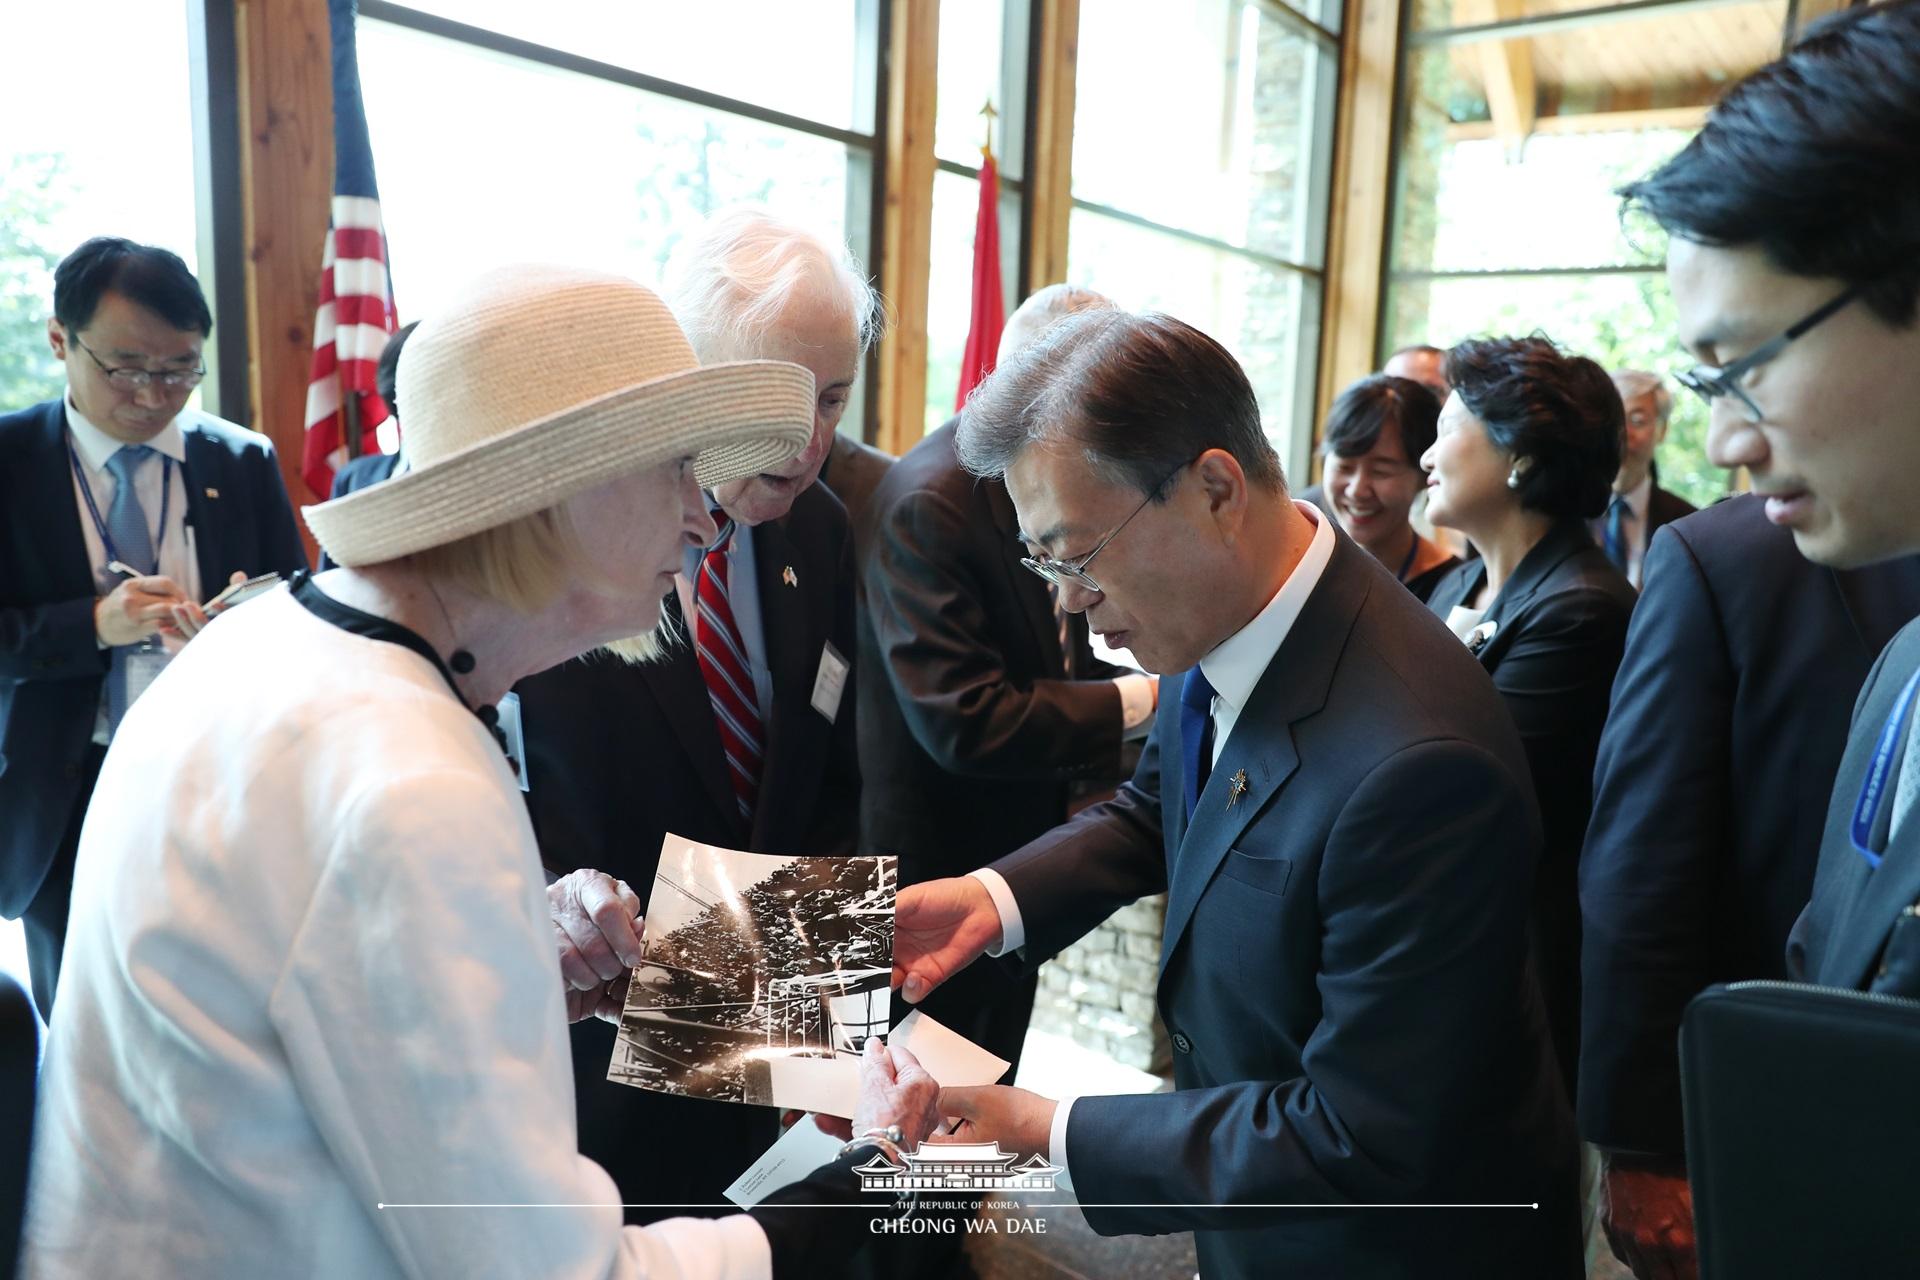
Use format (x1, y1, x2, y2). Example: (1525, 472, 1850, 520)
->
(304, 264, 815, 568)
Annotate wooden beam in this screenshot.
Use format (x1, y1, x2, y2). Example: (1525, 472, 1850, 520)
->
(1314, 0, 1403, 449)
(1461, 0, 1536, 149)
(876, 0, 938, 457)
(1786, 0, 1854, 42)
(235, 0, 332, 564)
(1445, 103, 1709, 141)
(1025, 0, 1080, 292)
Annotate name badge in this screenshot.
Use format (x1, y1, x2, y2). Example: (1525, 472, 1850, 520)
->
(496, 690, 530, 792)
(125, 645, 171, 712)
(811, 642, 849, 724)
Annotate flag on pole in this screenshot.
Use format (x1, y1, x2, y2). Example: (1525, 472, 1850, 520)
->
(302, 0, 398, 498)
(954, 129, 1005, 411)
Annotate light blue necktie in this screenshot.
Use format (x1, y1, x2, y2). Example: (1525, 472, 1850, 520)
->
(1602, 495, 1628, 571)
(104, 446, 158, 733)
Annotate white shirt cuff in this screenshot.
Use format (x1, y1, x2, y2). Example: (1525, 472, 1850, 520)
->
(967, 867, 1025, 956)
(1049, 1096, 1074, 1194)
(1114, 673, 1156, 732)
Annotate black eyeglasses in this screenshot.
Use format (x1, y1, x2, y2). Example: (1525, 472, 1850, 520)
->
(1675, 283, 1866, 423)
(70, 332, 206, 391)
(1021, 460, 1191, 594)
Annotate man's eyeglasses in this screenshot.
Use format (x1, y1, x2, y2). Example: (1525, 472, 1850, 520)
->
(1021, 460, 1190, 594)
(70, 332, 206, 391)
(1675, 282, 1866, 423)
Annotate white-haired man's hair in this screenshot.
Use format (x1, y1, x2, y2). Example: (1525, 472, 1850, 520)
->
(665, 207, 885, 362)
(1610, 368, 1673, 423)
(997, 282, 1116, 365)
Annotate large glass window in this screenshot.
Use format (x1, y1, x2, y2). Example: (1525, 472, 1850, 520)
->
(922, 0, 1029, 434)
(1385, 0, 1792, 507)
(1066, 0, 1338, 473)
(0, 0, 199, 413)
(356, 6, 881, 434)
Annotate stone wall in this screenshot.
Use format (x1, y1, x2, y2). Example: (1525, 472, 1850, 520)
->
(1029, 894, 1172, 1078)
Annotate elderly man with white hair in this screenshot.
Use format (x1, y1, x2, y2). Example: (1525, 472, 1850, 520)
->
(514, 208, 882, 1222)
(22, 265, 943, 1279)
(1592, 369, 1697, 587)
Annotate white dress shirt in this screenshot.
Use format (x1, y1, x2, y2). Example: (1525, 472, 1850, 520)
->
(968, 500, 1337, 1188)
(65, 394, 200, 743)
(25, 588, 773, 1280)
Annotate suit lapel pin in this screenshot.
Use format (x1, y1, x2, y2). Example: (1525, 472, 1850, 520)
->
(781, 565, 798, 588)
(204, 486, 220, 499)
(1465, 619, 1498, 655)
(1226, 769, 1248, 810)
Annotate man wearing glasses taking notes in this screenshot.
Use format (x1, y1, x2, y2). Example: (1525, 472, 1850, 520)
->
(891, 309, 1580, 1279)
(0, 238, 305, 1017)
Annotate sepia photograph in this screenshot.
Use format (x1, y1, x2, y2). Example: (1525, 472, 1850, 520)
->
(609, 835, 896, 1107)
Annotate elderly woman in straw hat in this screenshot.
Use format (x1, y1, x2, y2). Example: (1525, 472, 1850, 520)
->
(23, 266, 942, 1280)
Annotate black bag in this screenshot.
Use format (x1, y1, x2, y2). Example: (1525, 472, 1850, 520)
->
(1681, 979, 1920, 1279)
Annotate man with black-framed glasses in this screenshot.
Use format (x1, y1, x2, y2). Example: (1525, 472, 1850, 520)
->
(0, 237, 305, 1017)
(1591, 4, 1920, 1276)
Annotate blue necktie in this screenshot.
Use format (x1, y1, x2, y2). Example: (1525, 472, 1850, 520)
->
(104, 446, 158, 733)
(1602, 495, 1627, 570)
(1180, 666, 1217, 822)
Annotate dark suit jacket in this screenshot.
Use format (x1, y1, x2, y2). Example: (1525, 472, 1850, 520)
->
(857, 419, 1124, 877)
(0, 399, 307, 917)
(1646, 482, 1697, 539)
(1578, 495, 1920, 1157)
(317, 451, 403, 571)
(1426, 522, 1635, 1103)
(820, 432, 893, 567)
(512, 481, 860, 1220)
(1788, 617, 1920, 994)
(990, 530, 1580, 1279)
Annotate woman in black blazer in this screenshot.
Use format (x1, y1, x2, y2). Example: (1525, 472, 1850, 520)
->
(1421, 336, 1637, 1106)
(1317, 374, 1461, 602)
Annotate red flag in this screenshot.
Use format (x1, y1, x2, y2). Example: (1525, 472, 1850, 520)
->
(955, 149, 1005, 410)
(302, 0, 397, 498)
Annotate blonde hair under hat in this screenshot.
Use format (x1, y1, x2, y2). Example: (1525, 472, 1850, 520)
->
(303, 264, 816, 569)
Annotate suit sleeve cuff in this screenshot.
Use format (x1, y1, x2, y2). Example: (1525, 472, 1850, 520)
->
(968, 867, 1025, 956)
(1114, 674, 1156, 733)
(1049, 1096, 1075, 1194)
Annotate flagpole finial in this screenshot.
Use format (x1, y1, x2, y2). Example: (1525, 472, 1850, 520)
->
(980, 98, 999, 159)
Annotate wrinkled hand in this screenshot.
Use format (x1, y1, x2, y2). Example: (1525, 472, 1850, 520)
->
(95, 574, 189, 648)
(1601, 1157, 1698, 1280)
(846, 1038, 943, 1150)
(892, 877, 1003, 1004)
(933, 1084, 1057, 1162)
(548, 868, 645, 1023)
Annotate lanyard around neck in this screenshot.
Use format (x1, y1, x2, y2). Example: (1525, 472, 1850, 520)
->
(1850, 666, 1920, 870)
(68, 436, 173, 569)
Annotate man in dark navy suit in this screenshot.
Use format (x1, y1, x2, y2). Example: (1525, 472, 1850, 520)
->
(516, 210, 879, 1222)
(893, 311, 1580, 1279)
(1609, 8, 1920, 1274)
(0, 238, 306, 1017)
(1579, 495, 1920, 1278)
(1589, 370, 1696, 589)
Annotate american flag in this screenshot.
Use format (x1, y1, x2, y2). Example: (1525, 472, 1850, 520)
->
(302, 0, 397, 498)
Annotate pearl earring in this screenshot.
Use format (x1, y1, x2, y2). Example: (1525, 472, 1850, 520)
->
(1506, 465, 1525, 490)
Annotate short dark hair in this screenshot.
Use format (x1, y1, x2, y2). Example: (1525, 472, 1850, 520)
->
(53, 237, 212, 336)
(955, 310, 1284, 498)
(1320, 375, 1441, 466)
(376, 321, 420, 417)
(1619, 0, 1920, 327)
(1445, 336, 1622, 521)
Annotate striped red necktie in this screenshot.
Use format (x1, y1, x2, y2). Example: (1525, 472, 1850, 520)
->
(694, 522, 763, 824)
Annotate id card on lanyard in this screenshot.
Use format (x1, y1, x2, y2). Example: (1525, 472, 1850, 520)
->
(69, 438, 177, 708)
(1850, 666, 1920, 870)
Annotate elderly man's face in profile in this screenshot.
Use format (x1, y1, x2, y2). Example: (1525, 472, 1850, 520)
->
(710, 288, 860, 527)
